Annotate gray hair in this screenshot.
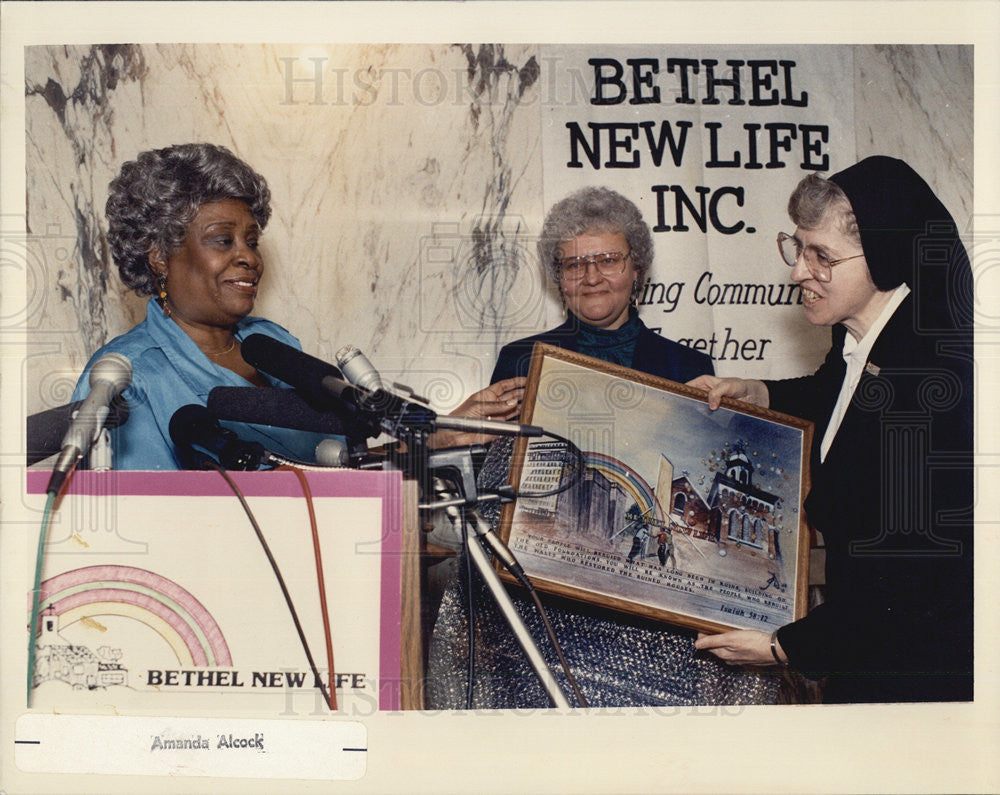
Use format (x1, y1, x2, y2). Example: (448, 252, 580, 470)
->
(105, 143, 272, 295)
(787, 173, 860, 243)
(538, 187, 654, 283)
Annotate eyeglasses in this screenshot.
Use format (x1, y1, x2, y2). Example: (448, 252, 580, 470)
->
(777, 231, 865, 282)
(557, 250, 631, 281)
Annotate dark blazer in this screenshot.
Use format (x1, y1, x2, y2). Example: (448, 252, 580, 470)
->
(490, 315, 714, 384)
(770, 294, 973, 703)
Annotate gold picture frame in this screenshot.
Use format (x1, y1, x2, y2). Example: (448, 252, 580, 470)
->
(497, 343, 814, 634)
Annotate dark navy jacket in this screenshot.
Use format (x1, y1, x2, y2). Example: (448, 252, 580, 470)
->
(770, 157, 973, 704)
(490, 314, 714, 385)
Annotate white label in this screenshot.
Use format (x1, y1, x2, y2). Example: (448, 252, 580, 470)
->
(15, 714, 366, 780)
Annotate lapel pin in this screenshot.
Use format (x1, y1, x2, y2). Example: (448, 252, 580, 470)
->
(865, 362, 881, 377)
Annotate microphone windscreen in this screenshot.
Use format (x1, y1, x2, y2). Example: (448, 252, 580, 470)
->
(168, 403, 266, 470)
(168, 404, 217, 450)
(26, 396, 130, 466)
(241, 334, 343, 407)
(208, 387, 350, 435)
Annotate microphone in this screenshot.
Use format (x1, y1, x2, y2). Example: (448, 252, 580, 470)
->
(168, 404, 268, 470)
(241, 334, 360, 408)
(434, 414, 544, 438)
(335, 344, 383, 392)
(207, 386, 350, 435)
(335, 343, 545, 440)
(47, 353, 133, 495)
(241, 334, 384, 436)
(243, 334, 544, 440)
(315, 438, 350, 467)
(28, 396, 130, 467)
(330, 342, 436, 436)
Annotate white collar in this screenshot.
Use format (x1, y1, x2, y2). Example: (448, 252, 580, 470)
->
(820, 283, 911, 463)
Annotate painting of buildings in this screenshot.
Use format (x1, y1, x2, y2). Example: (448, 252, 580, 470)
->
(502, 348, 811, 632)
(519, 442, 785, 568)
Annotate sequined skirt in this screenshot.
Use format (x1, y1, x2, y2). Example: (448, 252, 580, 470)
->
(425, 438, 780, 709)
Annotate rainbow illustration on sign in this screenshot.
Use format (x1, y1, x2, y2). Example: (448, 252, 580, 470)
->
(37, 565, 231, 666)
(584, 451, 663, 523)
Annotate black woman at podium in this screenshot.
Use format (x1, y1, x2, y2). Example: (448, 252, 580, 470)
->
(69, 143, 332, 469)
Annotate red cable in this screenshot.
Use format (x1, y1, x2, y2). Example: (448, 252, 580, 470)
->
(281, 467, 337, 711)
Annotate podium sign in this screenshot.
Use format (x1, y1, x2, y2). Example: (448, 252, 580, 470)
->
(22, 469, 421, 715)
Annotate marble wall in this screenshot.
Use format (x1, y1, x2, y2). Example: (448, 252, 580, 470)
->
(853, 45, 973, 231)
(22, 43, 972, 418)
(24, 43, 549, 415)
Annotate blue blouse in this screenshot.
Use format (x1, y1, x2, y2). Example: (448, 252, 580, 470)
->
(70, 299, 332, 470)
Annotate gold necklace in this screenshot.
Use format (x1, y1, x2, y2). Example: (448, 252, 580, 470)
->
(205, 338, 237, 357)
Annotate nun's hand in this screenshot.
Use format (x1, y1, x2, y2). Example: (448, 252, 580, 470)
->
(686, 375, 770, 411)
(694, 629, 783, 666)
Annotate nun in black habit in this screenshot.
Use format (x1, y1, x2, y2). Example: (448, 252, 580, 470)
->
(692, 155, 973, 704)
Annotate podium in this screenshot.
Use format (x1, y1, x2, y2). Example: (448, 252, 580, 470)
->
(23, 469, 423, 713)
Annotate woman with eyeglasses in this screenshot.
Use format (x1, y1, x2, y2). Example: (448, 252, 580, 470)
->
(432, 186, 712, 446)
(490, 186, 712, 384)
(429, 188, 791, 709)
(690, 157, 973, 703)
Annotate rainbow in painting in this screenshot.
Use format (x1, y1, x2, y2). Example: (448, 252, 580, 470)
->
(583, 451, 663, 523)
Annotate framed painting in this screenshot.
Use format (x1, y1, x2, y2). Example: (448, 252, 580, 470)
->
(497, 343, 814, 634)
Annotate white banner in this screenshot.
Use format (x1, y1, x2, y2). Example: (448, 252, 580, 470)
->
(541, 45, 857, 378)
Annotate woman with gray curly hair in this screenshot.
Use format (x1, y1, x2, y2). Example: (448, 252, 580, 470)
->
(106, 143, 272, 298)
(536, 185, 654, 286)
(70, 143, 329, 469)
(426, 188, 764, 711)
(491, 185, 711, 383)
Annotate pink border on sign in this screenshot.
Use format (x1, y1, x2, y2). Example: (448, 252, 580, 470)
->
(27, 469, 406, 711)
(28, 468, 392, 498)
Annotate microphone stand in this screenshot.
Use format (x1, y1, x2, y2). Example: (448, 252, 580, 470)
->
(420, 450, 571, 709)
(294, 393, 571, 707)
